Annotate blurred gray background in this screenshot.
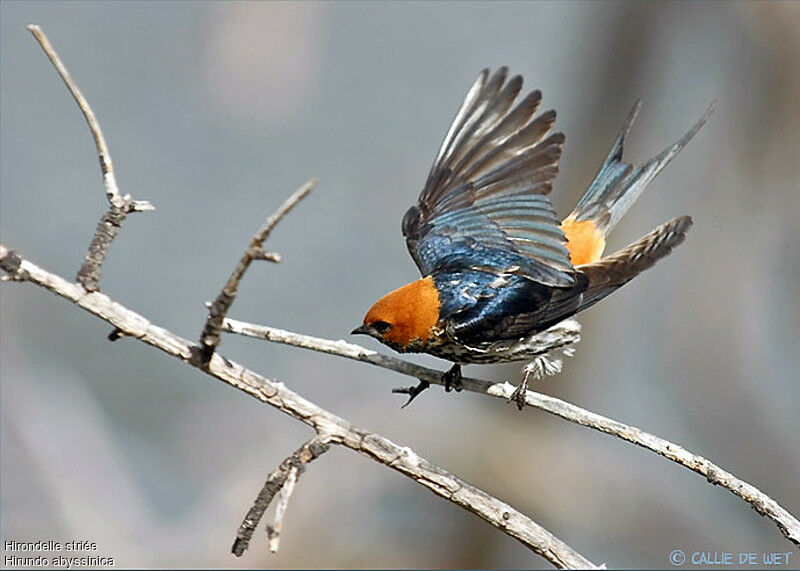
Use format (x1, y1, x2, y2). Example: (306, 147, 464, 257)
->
(2, 2, 798, 568)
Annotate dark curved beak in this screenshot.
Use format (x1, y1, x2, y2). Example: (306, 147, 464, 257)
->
(351, 325, 369, 336)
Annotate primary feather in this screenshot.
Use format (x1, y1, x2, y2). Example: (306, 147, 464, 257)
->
(403, 68, 573, 285)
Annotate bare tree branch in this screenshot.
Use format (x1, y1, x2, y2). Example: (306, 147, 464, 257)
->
(221, 318, 800, 548)
(27, 25, 153, 292)
(0, 244, 599, 569)
(198, 179, 316, 362)
(232, 436, 331, 556)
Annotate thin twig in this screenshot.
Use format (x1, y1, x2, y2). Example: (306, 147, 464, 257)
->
(266, 465, 297, 553)
(221, 317, 800, 548)
(0, 244, 598, 569)
(27, 25, 152, 212)
(222, 318, 580, 391)
(232, 436, 331, 557)
(27, 25, 153, 292)
(198, 179, 316, 362)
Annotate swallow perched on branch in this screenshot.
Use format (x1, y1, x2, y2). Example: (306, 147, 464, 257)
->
(353, 67, 712, 408)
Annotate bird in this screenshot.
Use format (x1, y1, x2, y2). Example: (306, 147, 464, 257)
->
(352, 67, 712, 409)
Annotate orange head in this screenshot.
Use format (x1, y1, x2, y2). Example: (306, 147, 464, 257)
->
(352, 276, 441, 352)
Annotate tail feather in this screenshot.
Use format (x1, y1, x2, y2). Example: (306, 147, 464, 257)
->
(571, 101, 715, 234)
(577, 215, 693, 312)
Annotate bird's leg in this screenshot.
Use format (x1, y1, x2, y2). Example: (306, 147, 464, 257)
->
(509, 367, 534, 411)
(392, 379, 431, 408)
(442, 363, 463, 393)
(510, 352, 569, 410)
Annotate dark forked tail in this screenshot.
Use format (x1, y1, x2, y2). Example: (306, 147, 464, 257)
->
(569, 101, 715, 235)
(576, 215, 693, 312)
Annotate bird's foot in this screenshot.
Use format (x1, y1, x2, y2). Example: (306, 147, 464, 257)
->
(508, 351, 572, 411)
(442, 364, 463, 393)
(508, 371, 530, 411)
(392, 380, 431, 408)
(508, 359, 546, 411)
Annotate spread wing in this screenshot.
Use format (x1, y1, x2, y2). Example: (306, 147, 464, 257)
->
(402, 67, 576, 287)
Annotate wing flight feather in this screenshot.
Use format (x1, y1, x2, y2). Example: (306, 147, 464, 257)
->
(404, 68, 574, 283)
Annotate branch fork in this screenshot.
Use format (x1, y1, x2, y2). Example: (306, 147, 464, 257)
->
(197, 179, 316, 363)
(27, 24, 154, 293)
(232, 436, 331, 556)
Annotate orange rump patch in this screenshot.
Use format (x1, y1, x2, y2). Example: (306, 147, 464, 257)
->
(364, 276, 441, 348)
(561, 214, 606, 266)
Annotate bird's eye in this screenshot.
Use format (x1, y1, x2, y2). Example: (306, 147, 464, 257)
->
(372, 321, 392, 334)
